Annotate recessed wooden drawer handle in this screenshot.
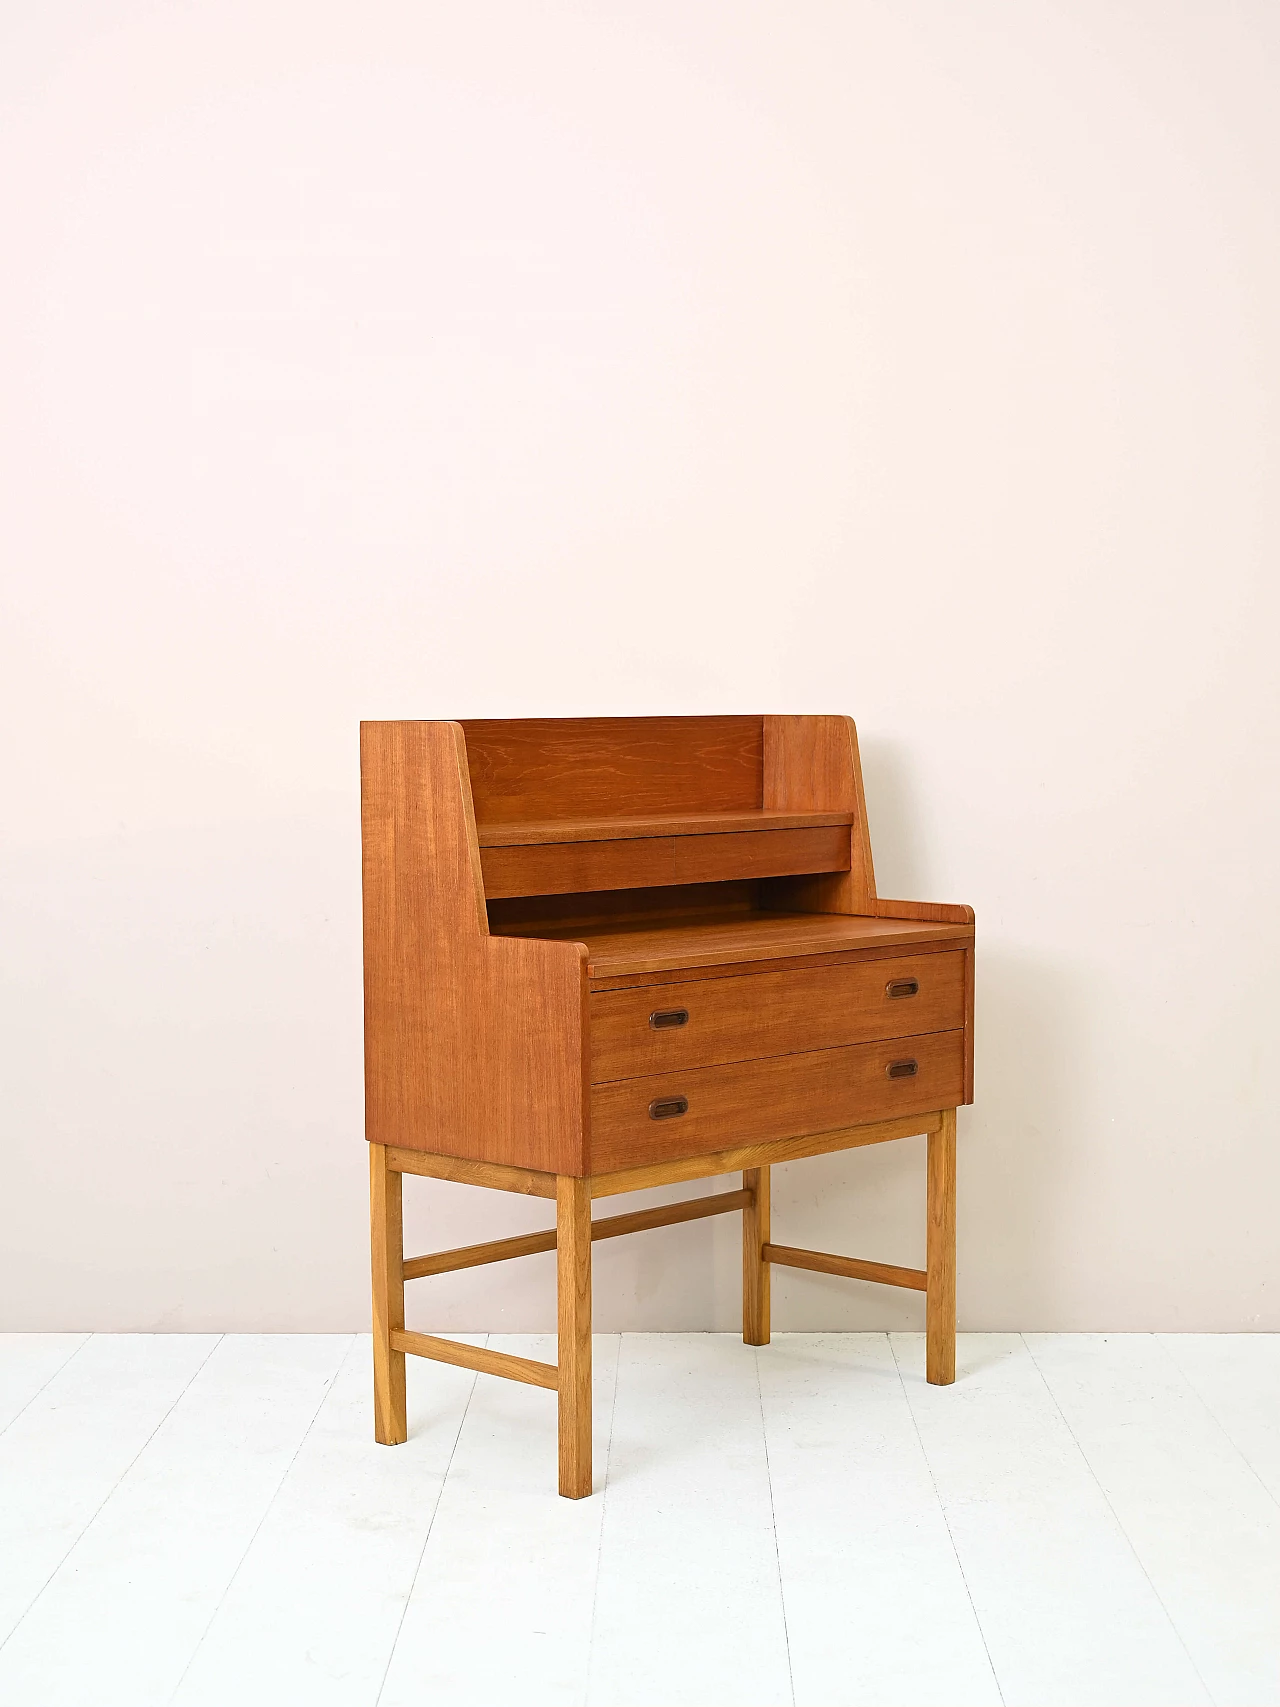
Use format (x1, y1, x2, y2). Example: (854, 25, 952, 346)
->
(886, 1058, 919, 1079)
(649, 1095, 689, 1120)
(649, 1008, 690, 1030)
(886, 977, 919, 999)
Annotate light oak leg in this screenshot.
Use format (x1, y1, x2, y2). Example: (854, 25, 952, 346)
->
(557, 1175, 592, 1499)
(370, 1143, 407, 1443)
(926, 1108, 957, 1386)
(742, 1166, 771, 1345)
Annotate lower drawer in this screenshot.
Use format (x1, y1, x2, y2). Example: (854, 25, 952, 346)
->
(589, 1029, 964, 1172)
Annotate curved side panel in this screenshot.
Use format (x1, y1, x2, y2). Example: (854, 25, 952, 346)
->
(361, 720, 589, 1174)
(761, 713, 876, 912)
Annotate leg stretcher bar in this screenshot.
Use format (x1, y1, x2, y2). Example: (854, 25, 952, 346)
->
(395, 1181, 931, 1393)
(370, 1110, 958, 1497)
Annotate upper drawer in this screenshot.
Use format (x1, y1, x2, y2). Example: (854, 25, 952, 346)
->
(590, 950, 965, 1083)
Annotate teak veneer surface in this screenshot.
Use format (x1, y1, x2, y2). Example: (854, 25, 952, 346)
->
(590, 949, 966, 1081)
(762, 714, 876, 915)
(363, 719, 975, 1173)
(588, 1111, 943, 1197)
(479, 825, 850, 899)
(461, 715, 763, 823)
(585, 938, 962, 993)
(498, 907, 973, 980)
(365, 715, 972, 1491)
(476, 809, 854, 846)
(590, 1029, 965, 1172)
(361, 722, 590, 1176)
(487, 880, 758, 935)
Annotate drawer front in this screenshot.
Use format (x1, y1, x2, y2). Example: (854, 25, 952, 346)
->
(590, 951, 964, 1083)
(590, 1029, 964, 1172)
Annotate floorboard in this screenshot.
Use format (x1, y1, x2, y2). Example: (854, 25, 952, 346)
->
(759, 1332, 999, 1707)
(0, 1334, 218, 1653)
(0, 1332, 1275, 1707)
(1027, 1332, 1280, 1707)
(0, 1335, 348, 1707)
(1158, 1331, 1280, 1507)
(173, 1339, 481, 1707)
(586, 1333, 793, 1707)
(380, 1335, 617, 1707)
(0, 1334, 89, 1435)
(892, 1333, 1210, 1707)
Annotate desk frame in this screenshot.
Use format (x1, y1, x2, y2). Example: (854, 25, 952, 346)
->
(371, 1107, 956, 1499)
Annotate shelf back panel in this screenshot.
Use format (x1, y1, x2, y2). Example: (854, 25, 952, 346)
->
(461, 716, 763, 824)
(488, 881, 760, 934)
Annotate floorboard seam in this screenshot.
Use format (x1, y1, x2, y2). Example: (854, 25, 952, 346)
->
(164, 1332, 356, 1706)
(754, 1343, 797, 1707)
(889, 1332, 1007, 1707)
(1020, 1332, 1218, 1707)
(373, 1337, 484, 1707)
(582, 1334, 622, 1707)
(0, 1332, 225, 1660)
(0, 1335, 91, 1442)
(1155, 1334, 1280, 1518)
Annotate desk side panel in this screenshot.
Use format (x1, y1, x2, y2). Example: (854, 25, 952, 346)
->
(361, 721, 589, 1174)
(761, 714, 876, 912)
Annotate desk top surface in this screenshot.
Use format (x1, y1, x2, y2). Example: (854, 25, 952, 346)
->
(496, 908, 973, 980)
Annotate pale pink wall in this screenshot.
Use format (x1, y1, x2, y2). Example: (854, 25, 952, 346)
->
(1, 1, 1276, 1330)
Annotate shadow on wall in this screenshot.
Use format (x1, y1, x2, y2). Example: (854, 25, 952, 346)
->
(969, 944, 1092, 1329)
(766, 953, 1089, 1334)
(858, 735, 930, 899)
(793, 734, 1093, 1332)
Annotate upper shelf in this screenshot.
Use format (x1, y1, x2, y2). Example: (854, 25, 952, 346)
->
(477, 812, 855, 898)
(475, 810, 855, 848)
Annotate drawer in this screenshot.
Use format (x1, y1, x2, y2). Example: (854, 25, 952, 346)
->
(590, 1029, 964, 1172)
(590, 951, 964, 1083)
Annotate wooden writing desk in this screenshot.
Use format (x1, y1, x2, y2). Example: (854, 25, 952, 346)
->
(361, 715, 974, 1497)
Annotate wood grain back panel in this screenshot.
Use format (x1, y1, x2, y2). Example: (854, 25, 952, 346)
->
(461, 716, 763, 823)
(360, 720, 590, 1174)
(487, 881, 759, 935)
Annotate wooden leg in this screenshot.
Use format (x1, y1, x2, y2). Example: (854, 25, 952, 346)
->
(370, 1143, 407, 1443)
(742, 1166, 771, 1346)
(926, 1108, 957, 1386)
(557, 1175, 592, 1499)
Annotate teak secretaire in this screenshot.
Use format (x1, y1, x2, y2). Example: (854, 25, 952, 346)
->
(360, 715, 974, 1496)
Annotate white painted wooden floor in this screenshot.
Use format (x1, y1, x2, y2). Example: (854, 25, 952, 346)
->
(0, 1334, 1277, 1707)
